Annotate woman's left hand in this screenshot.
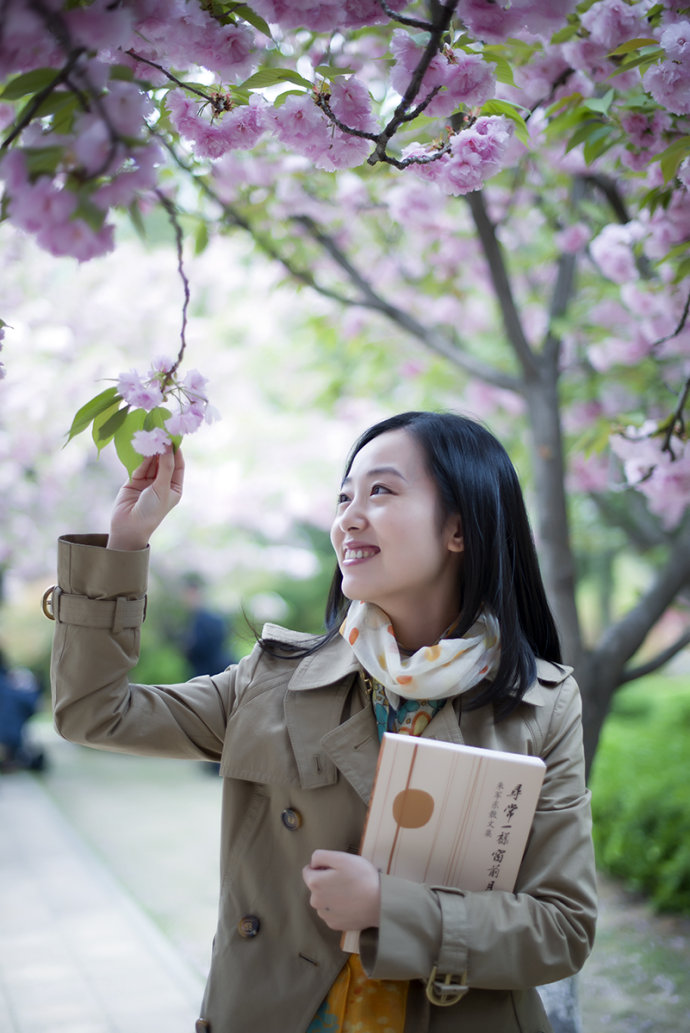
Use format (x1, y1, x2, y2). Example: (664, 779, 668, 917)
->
(302, 850, 381, 932)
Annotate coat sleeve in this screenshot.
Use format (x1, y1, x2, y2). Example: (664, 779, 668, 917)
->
(359, 676, 597, 991)
(50, 534, 257, 760)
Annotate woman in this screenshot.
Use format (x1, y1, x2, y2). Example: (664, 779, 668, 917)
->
(48, 411, 597, 1033)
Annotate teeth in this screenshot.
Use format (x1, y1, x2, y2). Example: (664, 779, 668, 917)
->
(345, 548, 375, 560)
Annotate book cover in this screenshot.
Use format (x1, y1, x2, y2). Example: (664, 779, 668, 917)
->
(342, 732, 546, 953)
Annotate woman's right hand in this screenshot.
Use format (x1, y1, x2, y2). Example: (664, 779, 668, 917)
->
(107, 449, 185, 551)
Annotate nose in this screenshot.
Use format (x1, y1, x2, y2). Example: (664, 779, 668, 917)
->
(336, 496, 367, 533)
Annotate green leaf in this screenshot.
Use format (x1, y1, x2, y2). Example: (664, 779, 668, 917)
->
(479, 46, 515, 87)
(91, 400, 124, 451)
(93, 405, 130, 449)
(480, 99, 529, 145)
(608, 37, 660, 57)
(313, 65, 357, 81)
(23, 146, 64, 175)
(658, 138, 690, 183)
(128, 202, 147, 240)
(144, 407, 182, 449)
(194, 220, 209, 255)
(583, 124, 617, 164)
(608, 48, 663, 76)
(240, 68, 312, 91)
(0, 67, 58, 100)
(582, 89, 615, 115)
(65, 387, 120, 444)
(565, 119, 603, 154)
(273, 89, 307, 108)
(114, 409, 148, 476)
(550, 24, 579, 44)
(232, 3, 272, 38)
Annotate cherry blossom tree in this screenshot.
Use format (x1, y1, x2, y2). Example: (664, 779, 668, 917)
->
(1, 0, 690, 773)
(2, 6, 690, 1028)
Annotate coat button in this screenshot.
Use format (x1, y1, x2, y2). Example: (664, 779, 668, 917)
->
(281, 807, 302, 830)
(238, 914, 261, 938)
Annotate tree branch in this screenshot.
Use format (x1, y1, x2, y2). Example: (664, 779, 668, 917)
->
(1, 48, 86, 150)
(620, 626, 690, 683)
(293, 213, 521, 390)
(152, 131, 365, 308)
(593, 530, 690, 674)
(368, 0, 459, 166)
(375, 0, 434, 30)
(542, 178, 584, 366)
(465, 189, 538, 378)
(154, 189, 190, 381)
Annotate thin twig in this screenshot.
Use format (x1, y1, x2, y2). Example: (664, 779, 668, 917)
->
(1, 48, 85, 150)
(154, 189, 190, 380)
(375, 0, 434, 31)
(661, 375, 690, 457)
(368, 0, 459, 165)
(652, 288, 690, 351)
(126, 50, 215, 104)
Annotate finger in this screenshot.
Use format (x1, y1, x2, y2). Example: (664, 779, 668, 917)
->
(171, 448, 185, 492)
(309, 849, 339, 870)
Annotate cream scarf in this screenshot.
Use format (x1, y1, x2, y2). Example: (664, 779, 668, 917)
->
(340, 599, 501, 708)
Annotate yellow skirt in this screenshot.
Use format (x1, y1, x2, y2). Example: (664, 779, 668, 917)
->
(308, 953, 408, 1033)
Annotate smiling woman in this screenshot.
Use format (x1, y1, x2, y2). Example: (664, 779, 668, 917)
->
(49, 409, 596, 1033)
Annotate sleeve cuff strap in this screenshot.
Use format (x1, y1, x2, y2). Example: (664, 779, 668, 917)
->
(44, 586, 146, 631)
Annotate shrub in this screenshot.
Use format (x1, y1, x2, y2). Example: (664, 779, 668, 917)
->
(590, 676, 690, 914)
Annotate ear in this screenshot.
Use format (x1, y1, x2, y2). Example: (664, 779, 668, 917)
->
(446, 516, 464, 554)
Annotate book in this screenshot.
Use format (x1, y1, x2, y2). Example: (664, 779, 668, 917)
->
(342, 731, 546, 953)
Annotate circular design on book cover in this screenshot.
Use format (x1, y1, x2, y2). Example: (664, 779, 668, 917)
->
(392, 788, 435, 829)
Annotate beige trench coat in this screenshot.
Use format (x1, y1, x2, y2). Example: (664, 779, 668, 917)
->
(49, 535, 597, 1033)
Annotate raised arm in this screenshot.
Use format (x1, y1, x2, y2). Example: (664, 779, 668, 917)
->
(108, 449, 185, 551)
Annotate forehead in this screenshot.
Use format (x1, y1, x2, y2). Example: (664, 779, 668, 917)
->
(346, 428, 427, 481)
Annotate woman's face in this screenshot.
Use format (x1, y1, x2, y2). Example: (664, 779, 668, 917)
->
(330, 428, 464, 645)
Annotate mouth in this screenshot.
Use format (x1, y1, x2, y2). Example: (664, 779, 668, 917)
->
(342, 546, 380, 564)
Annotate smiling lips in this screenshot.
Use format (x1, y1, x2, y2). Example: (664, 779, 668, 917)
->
(343, 545, 380, 564)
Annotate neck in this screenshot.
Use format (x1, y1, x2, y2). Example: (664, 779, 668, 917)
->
(386, 603, 459, 654)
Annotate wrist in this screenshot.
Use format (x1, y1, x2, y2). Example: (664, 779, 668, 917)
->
(107, 531, 149, 551)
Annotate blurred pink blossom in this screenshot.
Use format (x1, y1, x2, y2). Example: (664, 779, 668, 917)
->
(611, 426, 690, 528)
(117, 370, 164, 410)
(131, 427, 171, 456)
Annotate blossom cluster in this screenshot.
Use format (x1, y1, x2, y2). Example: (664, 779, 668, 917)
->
(1, 0, 689, 262)
(611, 423, 690, 530)
(116, 359, 219, 460)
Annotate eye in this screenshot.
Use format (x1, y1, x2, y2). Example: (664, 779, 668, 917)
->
(371, 483, 392, 496)
(336, 491, 351, 506)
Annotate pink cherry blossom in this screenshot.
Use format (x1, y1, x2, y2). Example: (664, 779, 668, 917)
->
(131, 427, 171, 456)
(329, 77, 376, 133)
(611, 426, 690, 529)
(580, 0, 647, 51)
(165, 408, 204, 436)
(117, 370, 164, 410)
(660, 21, 690, 62)
(643, 60, 690, 116)
(589, 224, 642, 284)
(557, 223, 591, 253)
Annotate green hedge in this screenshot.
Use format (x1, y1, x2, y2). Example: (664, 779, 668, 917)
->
(590, 675, 690, 914)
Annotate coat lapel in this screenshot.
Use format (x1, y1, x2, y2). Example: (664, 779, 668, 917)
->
(284, 635, 380, 800)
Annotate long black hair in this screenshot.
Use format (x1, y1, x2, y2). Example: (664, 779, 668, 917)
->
(261, 411, 561, 716)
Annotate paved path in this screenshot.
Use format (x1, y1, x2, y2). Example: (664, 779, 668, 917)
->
(0, 771, 205, 1033)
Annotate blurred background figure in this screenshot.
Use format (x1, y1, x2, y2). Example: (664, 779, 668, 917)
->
(181, 574, 235, 678)
(0, 647, 47, 773)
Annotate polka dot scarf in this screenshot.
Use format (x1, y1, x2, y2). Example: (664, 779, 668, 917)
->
(340, 599, 501, 709)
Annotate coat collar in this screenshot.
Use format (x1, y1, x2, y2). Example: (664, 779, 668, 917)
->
(281, 632, 572, 800)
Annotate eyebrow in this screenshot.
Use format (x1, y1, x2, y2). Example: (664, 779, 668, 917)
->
(341, 465, 408, 486)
